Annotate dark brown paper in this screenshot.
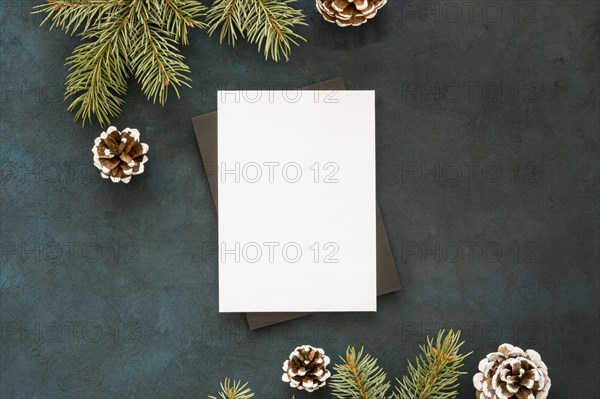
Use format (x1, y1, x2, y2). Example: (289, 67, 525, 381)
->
(192, 77, 401, 330)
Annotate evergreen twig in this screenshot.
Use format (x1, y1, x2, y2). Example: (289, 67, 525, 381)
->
(34, 0, 306, 125)
(206, 0, 306, 62)
(128, 0, 192, 105)
(62, 3, 132, 126)
(393, 329, 472, 399)
(208, 377, 255, 399)
(330, 346, 391, 399)
(205, 0, 243, 46)
(34, 0, 206, 126)
(35, 0, 128, 35)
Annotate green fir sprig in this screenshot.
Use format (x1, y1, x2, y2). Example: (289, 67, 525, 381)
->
(34, 0, 207, 127)
(330, 346, 391, 399)
(208, 377, 255, 399)
(206, 0, 306, 62)
(393, 329, 472, 399)
(34, 0, 306, 127)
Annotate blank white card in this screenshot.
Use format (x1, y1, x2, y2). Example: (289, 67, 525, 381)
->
(218, 90, 376, 312)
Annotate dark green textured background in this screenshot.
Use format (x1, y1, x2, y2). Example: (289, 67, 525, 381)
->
(1, 0, 599, 397)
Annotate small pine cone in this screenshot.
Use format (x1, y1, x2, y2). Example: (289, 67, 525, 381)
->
(473, 343, 551, 399)
(316, 0, 387, 27)
(92, 126, 149, 184)
(282, 345, 331, 392)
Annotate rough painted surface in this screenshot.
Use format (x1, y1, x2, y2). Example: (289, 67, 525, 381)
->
(1, 0, 599, 397)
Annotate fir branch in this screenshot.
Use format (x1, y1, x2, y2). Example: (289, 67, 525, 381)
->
(35, 0, 207, 126)
(34, 0, 129, 36)
(330, 346, 391, 399)
(206, 0, 306, 62)
(128, 1, 191, 105)
(64, 3, 132, 126)
(35, 0, 305, 126)
(244, 0, 306, 62)
(393, 329, 472, 399)
(161, 0, 207, 44)
(206, 0, 243, 46)
(208, 377, 255, 399)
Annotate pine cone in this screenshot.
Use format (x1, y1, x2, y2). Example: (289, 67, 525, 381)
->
(281, 345, 331, 392)
(473, 344, 551, 399)
(316, 0, 387, 27)
(92, 126, 149, 184)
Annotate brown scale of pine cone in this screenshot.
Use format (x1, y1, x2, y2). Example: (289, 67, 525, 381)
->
(316, 0, 387, 27)
(92, 126, 149, 184)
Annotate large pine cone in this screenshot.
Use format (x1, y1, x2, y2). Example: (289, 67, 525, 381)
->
(316, 0, 387, 27)
(92, 126, 149, 184)
(282, 345, 331, 392)
(473, 344, 551, 399)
